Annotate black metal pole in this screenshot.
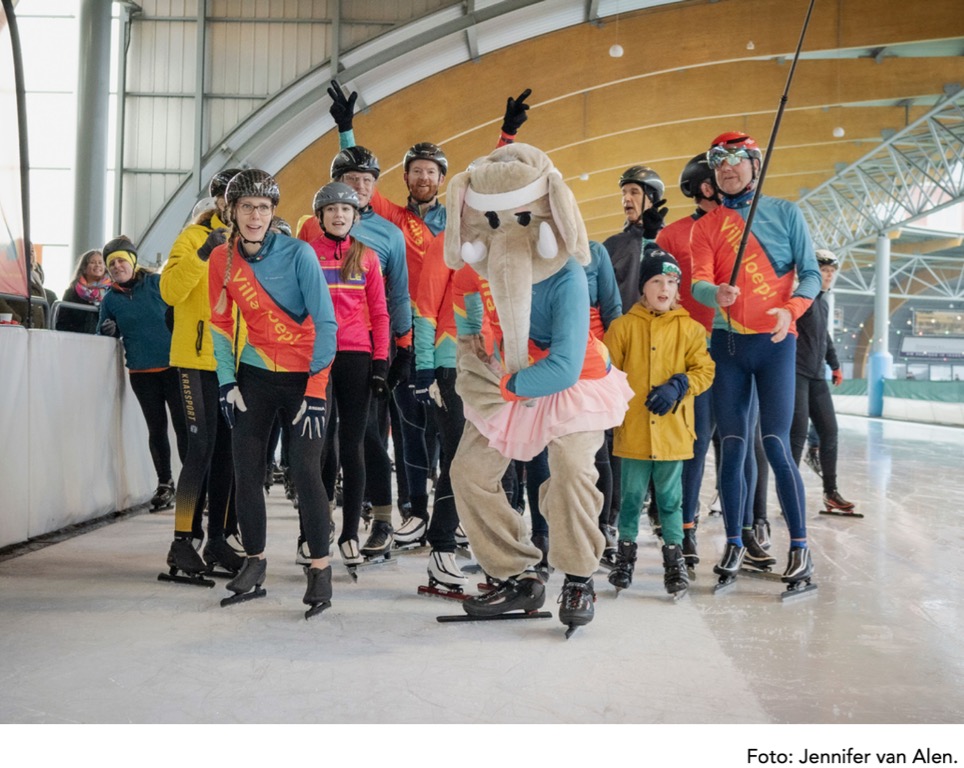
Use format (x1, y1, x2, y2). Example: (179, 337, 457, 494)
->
(728, 0, 816, 286)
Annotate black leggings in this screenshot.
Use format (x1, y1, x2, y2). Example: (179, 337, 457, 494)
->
(322, 352, 372, 545)
(128, 368, 187, 485)
(791, 374, 839, 492)
(173, 368, 235, 540)
(427, 368, 465, 551)
(364, 388, 394, 508)
(233, 364, 329, 558)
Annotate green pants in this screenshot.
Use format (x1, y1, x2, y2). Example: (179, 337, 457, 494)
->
(617, 458, 684, 546)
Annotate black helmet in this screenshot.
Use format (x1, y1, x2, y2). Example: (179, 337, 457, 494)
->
(330, 146, 380, 181)
(618, 165, 665, 201)
(270, 216, 292, 237)
(225, 169, 280, 207)
(403, 142, 448, 175)
(208, 167, 243, 199)
(815, 249, 838, 267)
(313, 182, 361, 214)
(679, 154, 716, 199)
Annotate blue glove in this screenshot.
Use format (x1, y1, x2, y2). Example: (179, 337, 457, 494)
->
(219, 383, 247, 428)
(197, 227, 227, 261)
(387, 346, 412, 390)
(293, 396, 326, 439)
(327, 80, 357, 132)
(644, 374, 689, 416)
(413, 368, 435, 405)
(370, 359, 389, 398)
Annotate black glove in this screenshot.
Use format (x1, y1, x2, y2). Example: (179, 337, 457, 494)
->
(387, 346, 412, 390)
(413, 368, 435, 405)
(197, 227, 227, 261)
(501, 88, 532, 135)
(99, 318, 117, 337)
(371, 359, 389, 398)
(292, 396, 326, 439)
(327, 79, 357, 132)
(219, 383, 247, 428)
(644, 374, 689, 416)
(642, 199, 668, 239)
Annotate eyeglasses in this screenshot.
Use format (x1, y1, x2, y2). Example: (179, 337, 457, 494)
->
(707, 146, 750, 169)
(342, 173, 375, 187)
(238, 202, 274, 216)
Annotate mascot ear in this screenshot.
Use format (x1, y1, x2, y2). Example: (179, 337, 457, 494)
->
(547, 170, 590, 266)
(444, 171, 470, 270)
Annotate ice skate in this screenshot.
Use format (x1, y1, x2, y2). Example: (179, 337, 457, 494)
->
(742, 528, 777, 573)
(708, 491, 722, 516)
(454, 523, 469, 548)
(607, 540, 637, 594)
(662, 544, 689, 599)
(203, 536, 244, 577)
(226, 533, 245, 556)
(752, 519, 772, 550)
(418, 550, 470, 600)
(713, 542, 746, 594)
(150, 481, 175, 512)
(393, 515, 427, 550)
(558, 577, 596, 638)
(821, 490, 862, 517)
(682, 526, 699, 570)
(303, 565, 333, 619)
(360, 520, 394, 558)
(598, 524, 618, 571)
(361, 501, 373, 530)
(804, 446, 822, 477)
(220, 557, 267, 607)
(158, 537, 215, 587)
(341, 538, 393, 581)
(780, 546, 818, 601)
(295, 537, 311, 567)
(459, 573, 547, 618)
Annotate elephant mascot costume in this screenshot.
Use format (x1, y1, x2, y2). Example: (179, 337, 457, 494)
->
(444, 143, 633, 632)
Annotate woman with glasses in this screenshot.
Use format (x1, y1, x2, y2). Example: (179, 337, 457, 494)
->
(690, 132, 822, 595)
(207, 169, 338, 618)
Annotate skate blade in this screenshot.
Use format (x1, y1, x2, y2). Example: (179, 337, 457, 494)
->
(564, 624, 580, 640)
(713, 575, 738, 595)
(780, 580, 818, 602)
(391, 541, 429, 555)
(157, 569, 215, 588)
(819, 508, 863, 518)
(740, 565, 780, 580)
(668, 588, 688, 601)
(304, 601, 331, 620)
(219, 586, 266, 607)
(205, 567, 240, 580)
(344, 553, 397, 580)
(437, 610, 552, 623)
(418, 584, 469, 601)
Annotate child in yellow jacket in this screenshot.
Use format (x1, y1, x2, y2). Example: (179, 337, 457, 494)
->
(603, 249, 714, 596)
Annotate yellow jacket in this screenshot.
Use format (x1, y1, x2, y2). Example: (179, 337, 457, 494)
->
(160, 213, 228, 371)
(603, 303, 715, 461)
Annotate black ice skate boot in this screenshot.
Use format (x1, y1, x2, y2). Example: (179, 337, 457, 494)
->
(361, 520, 394, 558)
(823, 489, 855, 512)
(607, 540, 637, 592)
(742, 528, 777, 572)
(662, 543, 689, 598)
(804, 446, 822, 477)
(303, 564, 333, 619)
(752, 518, 772, 550)
(558, 577, 596, 638)
(203, 535, 245, 576)
(150, 481, 175, 511)
(782, 546, 814, 585)
(713, 542, 746, 590)
(531, 532, 550, 578)
(599, 524, 618, 570)
(221, 557, 267, 607)
(463, 573, 546, 618)
(682, 526, 699, 568)
(159, 536, 215, 587)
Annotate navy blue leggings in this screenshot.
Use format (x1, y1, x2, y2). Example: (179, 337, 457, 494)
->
(710, 330, 807, 542)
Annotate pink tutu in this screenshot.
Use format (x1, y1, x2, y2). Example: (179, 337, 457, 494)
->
(462, 367, 634, 461)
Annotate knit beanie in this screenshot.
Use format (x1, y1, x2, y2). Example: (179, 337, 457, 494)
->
(638, 244, 681, 292)
(103, 236, 138, 269)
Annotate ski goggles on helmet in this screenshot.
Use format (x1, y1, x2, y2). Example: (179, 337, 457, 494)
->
(707, 146, 752, 169)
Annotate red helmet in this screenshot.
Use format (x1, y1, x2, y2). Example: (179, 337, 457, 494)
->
(707, 132, 762, 169)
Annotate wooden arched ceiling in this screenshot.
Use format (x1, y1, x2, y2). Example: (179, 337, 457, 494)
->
(276, 0, 964, 244)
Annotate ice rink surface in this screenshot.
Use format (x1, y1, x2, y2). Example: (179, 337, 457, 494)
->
(2, 416, 962, 750)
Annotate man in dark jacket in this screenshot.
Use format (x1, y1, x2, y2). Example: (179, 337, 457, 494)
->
(790, 249, 856, 515)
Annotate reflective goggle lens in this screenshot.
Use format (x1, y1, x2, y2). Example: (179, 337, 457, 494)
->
(707, 146, 750, 169)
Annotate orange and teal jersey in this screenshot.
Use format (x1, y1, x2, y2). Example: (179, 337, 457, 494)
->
(413, 234, 457, 371)
(690, 193, 820, 336)
(208, 232, 336, 398)
(656, 211, 715, 334)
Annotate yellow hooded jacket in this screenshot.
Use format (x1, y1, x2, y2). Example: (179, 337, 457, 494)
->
(603, 303, 715, 461)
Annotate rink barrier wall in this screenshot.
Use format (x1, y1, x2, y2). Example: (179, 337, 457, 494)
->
(832, 379, 964, 427)
(0, 326, 157, 549)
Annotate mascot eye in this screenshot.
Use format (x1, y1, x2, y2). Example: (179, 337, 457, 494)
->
(485, 211, 500, 229)
(515, 212, 532, 227)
